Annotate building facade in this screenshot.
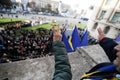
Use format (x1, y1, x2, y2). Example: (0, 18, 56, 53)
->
(21, 0, 29, 11)
(30, 0, 70, 14)
(30, 0, 58, 10)
(88, 0, 120, 39)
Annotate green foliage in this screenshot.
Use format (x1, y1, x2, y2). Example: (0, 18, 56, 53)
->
(22, 22, 59, 31)
(71, 23, 86, 29)
(45, 3, 52, 12)
(0, 0, 12, 7)
(0, 18, 24, 23)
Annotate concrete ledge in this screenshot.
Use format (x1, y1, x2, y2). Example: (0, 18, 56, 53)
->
(70, 44, 110, 80)
(0, 44, 110, 80)
(77, 44, 110, 65)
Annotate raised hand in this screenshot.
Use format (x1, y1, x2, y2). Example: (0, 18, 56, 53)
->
(97, 28, 106, 41)
(52, 25, 62, 42)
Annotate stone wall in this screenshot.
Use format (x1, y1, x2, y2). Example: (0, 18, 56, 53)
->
(0, 44, 110, 80)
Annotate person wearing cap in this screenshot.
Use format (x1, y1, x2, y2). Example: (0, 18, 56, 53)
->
(81, 28, 120, 80)
(52, 26, 120, 80)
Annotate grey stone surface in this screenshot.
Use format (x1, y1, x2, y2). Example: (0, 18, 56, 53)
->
(0, 57, 54, 80)
(70, 44, 110, 80)
(0, 44, 110, 80)
(77, 44, 110, 66)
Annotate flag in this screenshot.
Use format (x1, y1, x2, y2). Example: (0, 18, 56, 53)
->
(62, 32, 73, 52)
(115, 34, 120, 42)
(68, 36, 74, 51)
(0, 44, 4, 48)
(72, 26, 81, 51)
(80, 29, 88, 46)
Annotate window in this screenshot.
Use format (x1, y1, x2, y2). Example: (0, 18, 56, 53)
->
(111, 12, 120, 22)
(105, 0, 112, 6)
(89, 6, 94, 10)
(92, 23, 98, 30)
(103, 26, 110, 34)
(99, 11, 106, 20)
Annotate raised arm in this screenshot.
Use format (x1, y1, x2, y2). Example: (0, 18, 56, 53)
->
(52, 26, 72, 80)
(97, 28, 118, 62)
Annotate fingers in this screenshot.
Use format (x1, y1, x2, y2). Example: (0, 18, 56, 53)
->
(51, 24, 61, 33)
(114, 45, 120, 51)
(51, 24, 62, 42)
(53, 30, 62, 42)
(97, 27, 103, 35)
(58, 24, 60, 30)
(58, 24, 61, 33)
(97, 27, 106, 41)
(51, 25, 55, 33)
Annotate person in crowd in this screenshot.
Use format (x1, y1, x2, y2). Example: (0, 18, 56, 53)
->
(0, 27, 53, 62)
(0, 53, 11, 63)
(52, 27, 120, 80)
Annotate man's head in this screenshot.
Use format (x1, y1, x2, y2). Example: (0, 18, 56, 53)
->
(114, 45, 120, 72)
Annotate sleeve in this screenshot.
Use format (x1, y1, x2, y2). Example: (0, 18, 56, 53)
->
(99, 37, 118, 62)
(52, 41, 72, 80)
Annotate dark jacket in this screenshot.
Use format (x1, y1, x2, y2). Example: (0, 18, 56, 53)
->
(99, 37, 118, 62)
(52, 38, 119, 80)
(81, 37, 120, 80)
(52, 41, 72, 80)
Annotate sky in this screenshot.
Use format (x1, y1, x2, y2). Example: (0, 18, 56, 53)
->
(52, 0, 96, 10)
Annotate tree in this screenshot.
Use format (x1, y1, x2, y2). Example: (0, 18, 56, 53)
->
(41, 7, 46, 12)
(34, 6, 40, 12)
(0, 0, 12, 9)
(27, 1, 36, 10)
(53, 8, 59, 14)
(45, 3, 52, 13)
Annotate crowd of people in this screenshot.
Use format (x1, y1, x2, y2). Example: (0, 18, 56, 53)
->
(0, 27, 53, 63)
(0, 22, 98, 64)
